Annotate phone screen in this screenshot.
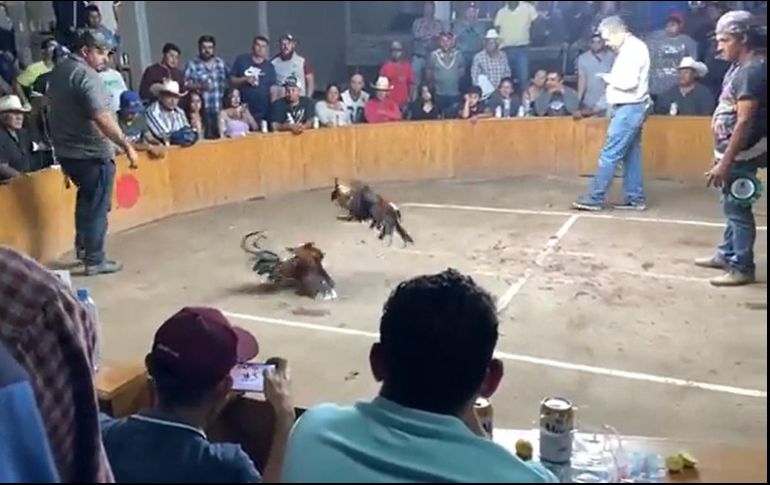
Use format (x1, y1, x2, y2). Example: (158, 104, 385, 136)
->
(230, 363, 275, 393)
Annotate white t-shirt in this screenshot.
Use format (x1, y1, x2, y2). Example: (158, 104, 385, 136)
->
(341, 90, 369, 124)
(315, 101, 351, 127)
(100, 68, 127, 113)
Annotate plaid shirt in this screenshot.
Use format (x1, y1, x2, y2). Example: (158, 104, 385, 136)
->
(471, 50, 512, 91)
(0, 247, 113, 483)
(184, 57, 230, 113)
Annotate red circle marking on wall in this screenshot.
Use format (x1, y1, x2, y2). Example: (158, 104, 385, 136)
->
(116, 174, 141, 209)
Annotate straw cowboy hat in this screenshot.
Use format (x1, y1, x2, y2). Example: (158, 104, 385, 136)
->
(485, 28, 500, 40)
(0, 95, 31, 113)
(371, 76, 393, 91)
(150, 79, 188, 98)
(678, 57, 708, 78)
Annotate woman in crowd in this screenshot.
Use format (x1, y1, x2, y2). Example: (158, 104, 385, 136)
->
(408, 83, 441, 121)
(181, 90, 206, 137)
(521, 69, 547, 115)
(315, 83, 350, 127)
(219, 87, 258, 138)
(486, 77, 521, 118)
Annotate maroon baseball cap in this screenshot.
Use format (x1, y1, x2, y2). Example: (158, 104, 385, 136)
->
(151, 307, 259, 386)
(668, 11, 685, 25)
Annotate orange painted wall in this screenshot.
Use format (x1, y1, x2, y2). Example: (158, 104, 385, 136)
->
(0, 117, 713, 262)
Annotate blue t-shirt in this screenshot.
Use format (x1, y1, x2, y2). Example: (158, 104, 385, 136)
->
(0, 342, 59, 483)
(100, 411, 261, 483)
(232, 54, 277, 121)
(282, 397, 557, 483)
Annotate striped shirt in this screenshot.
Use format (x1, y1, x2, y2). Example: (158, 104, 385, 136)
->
(145, 101, 190, 140)
(184, 57, 230, 113)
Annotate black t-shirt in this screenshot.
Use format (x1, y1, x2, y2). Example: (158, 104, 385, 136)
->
(712, 57, 767, 155)
(271, 97, 315, 125)
(465, 100, 485, 118)
(408, 102, 441, 120)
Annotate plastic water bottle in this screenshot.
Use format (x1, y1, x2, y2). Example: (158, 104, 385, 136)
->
(669, 102, 678, 116)
(517, 104, 526, 117)
(76, 288, 101, 372)
(260, 119, 268, 133)
(494, 105, 503, 118)
(313, 116, 320, 129)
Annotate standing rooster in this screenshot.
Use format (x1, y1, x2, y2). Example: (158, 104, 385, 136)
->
(241, 231, 337, 300)
(331, 178, 415, 247)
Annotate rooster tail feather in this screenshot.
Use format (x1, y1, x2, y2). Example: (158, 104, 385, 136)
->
(394, 221, 414, 244)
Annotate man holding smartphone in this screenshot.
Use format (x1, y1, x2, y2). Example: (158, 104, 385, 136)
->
(99, 307, 295, 483)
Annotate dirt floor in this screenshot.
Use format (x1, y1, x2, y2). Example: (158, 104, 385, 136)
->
(68, 175, 767, 448)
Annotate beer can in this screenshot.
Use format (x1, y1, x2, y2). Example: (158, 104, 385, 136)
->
(474, 397, 494, 437)
(539, 397, 575, 464)
(669, 102, 679, 116)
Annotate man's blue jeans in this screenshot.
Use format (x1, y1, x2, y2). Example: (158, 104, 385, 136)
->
(586, 102, 649, 205)
(60, 158, 115, 266)
(717, 159, 764, 276)
(502, 46, 529, 90)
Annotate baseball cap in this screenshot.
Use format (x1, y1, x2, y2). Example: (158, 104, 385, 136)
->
(119, 90, 143, 114)
(283, 76, 300, 88)
(668, 11, 685, 25)
(280, 33, 295, 42)
(75, 29, 112, 51)
(150, 307, 259, 387)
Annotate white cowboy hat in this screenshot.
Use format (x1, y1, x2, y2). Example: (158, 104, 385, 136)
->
(0, 95, 30, 113)
(150, 79, 188, 98)
(371, 76, 393, 91)
(485, 29, 500, 40)
(678, 57, 708, 78)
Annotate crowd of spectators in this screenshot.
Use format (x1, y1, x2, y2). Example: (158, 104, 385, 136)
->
(2, 1, 764, 182)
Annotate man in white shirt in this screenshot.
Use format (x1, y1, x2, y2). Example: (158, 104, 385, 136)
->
(341, 73, 369, 124)
(574, 16, 651, 212)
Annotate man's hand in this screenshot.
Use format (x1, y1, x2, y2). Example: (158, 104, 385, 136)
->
(264, 358, 296, 422)
(705, 160, 731, 188)
(147, 145, 166, 159)
(125, 144, 139, 169)
(290, 124, 304, 135)
(247, 75, 259, 86)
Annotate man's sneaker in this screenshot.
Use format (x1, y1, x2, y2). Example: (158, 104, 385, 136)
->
(84, 260, 123, 276)
(613, 202, 648, 211)
(572, 200, 603, 212)
(710, 269, 756, 287)
(76, 248, 86, 262)
(694, 255, 729, 270)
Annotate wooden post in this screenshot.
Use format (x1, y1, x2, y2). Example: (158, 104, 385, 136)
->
(257, 1, 269, 39)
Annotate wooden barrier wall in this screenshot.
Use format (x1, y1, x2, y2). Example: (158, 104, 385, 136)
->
(0, 117, 713, 262)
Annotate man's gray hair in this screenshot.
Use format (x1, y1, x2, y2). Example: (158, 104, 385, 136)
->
(598, 15, 628, 35)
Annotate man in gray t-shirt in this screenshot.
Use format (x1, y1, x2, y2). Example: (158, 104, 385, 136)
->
(48, 30, 138, 275)
(576, 34, 615, 114)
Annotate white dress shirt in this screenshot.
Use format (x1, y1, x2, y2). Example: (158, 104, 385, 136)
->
(603, 35, 650, 105)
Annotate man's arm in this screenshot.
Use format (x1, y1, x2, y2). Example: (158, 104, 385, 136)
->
(576, 59, 587, 104)
(183, 62, 205, 91)
(564, 88, 580, 114)
(301, 100, 316, 128)
(260, 358, 296, 483)
(698, 85, 717, 116)
(93, 111, 137, 157)
(534, 91, 550, 116)
(0, 161, 20, 181)
(470, 55, 481, 85)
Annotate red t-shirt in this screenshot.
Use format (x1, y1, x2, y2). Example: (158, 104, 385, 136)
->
(364, 98, 402, 123)
(379, 61, 413, 107)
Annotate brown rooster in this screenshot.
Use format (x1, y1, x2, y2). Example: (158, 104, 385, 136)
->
(331, 178, 414, 247)
(241, 231, 337, 300)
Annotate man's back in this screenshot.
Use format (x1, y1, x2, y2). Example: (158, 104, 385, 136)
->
(100, 412, 260, 483)
(282, 398, 555, 483)
(48, 56, 112, 159)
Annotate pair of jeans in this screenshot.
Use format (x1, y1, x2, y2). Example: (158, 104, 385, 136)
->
(60, 158, 116, 266)
(203, 111, 221, 139)
(412, 55, 426, 87)
(436, 94, 461, 118)
(586, 102, 649, 205)
(502, 46, 529, 90)
(717, 158, 764, 276)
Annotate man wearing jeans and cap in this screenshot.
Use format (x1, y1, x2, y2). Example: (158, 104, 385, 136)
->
(698, 11, 767, 287)
(100, 307, 296, 483)
(48, 30, 138, 275)
(573, 16, 651, 212)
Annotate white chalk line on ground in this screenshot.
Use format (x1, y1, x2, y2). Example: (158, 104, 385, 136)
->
(223, 311, 768, 399)
(496, 215, 581, 313)
(402, 202, 768, 231)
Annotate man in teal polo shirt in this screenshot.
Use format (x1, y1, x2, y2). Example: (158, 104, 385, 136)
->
(282, 269, 557, 483)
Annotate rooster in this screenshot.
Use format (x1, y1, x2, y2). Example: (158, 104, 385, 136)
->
(331, 178, 414, 247)
(241, 231, 337, 300)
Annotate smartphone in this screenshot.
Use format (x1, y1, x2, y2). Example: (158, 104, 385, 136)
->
(230, 362, 275, 393)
